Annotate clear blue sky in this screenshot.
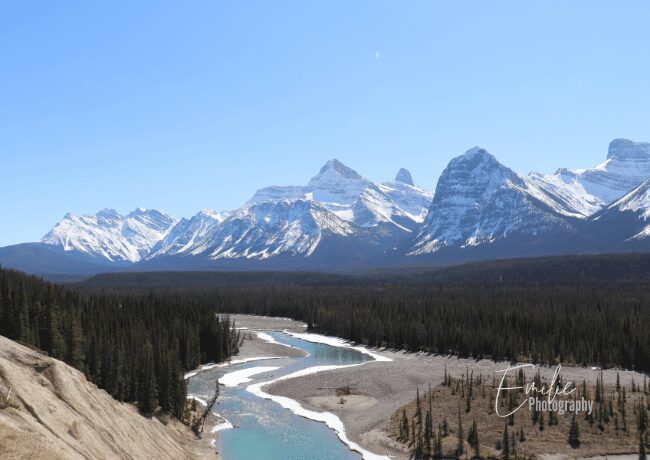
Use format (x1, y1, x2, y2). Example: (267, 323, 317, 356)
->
(2, 1, 650, 246)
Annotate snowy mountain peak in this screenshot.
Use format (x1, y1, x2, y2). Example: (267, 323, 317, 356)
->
(395, 168, 414, 186)
(313, 159, 363, 181)
(444, 147, 516, 185)
(455, 146, 504, 169)
(607, 138, 650, 161)
(96, 208, 122, 225)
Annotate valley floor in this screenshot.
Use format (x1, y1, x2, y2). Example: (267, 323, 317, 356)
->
(230, 314, 647, 460)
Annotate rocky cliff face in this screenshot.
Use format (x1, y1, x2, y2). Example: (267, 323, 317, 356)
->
(410, 147, 572, 255)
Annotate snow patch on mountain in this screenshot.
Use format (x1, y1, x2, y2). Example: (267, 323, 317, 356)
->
(205, 200, 354, 260)
(529, 139, 650, 216)
(149, 209, 229, 257)
(379, 181, 433, 224)
(42, 209, 176, 262)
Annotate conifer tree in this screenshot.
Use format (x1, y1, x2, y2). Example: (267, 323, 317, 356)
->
(456, 407, 464, 457)
(502, 421, 510, 460)
(139, 340, 158, 414)
(568, 413, 580, 448)
(434, 425, 443, 459)
(400, 409, 409, 441)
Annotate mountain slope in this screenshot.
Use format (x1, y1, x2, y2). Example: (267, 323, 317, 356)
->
(0, 243, 120, 278)
(379, 169, 433, 224)
(589, 179, 650, 247)
(0, 336, 210, 460)
(149, 209, 229, 258)
(204, 199, 354, 260)
(410, 147, 576, 256)
(42, 208, 176, 262)
(529, 138, 650, 216)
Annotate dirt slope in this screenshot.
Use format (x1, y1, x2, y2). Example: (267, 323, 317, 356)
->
(0, 336, 212, 460)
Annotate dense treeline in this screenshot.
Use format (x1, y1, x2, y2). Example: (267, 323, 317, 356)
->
(0, 268, 237, 417)
(79, 252, 650, 289)
(75, 255, 650, 373)
(212, 283, 650, 372)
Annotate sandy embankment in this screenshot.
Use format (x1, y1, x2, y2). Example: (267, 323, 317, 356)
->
(232, 315, 648, 460)
(0, 336, 214, 460)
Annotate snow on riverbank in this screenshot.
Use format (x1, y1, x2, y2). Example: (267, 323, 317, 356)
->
(284, 331, 392, 362)
(247, 364, 389, 460)
(220, 366, 280, 387)
(184, 356, 283, 379)
(211, 417, 234, 432)
(187, 395, 207, 406)
(244, 330, 393, 460)
(255, 331, 305, 352)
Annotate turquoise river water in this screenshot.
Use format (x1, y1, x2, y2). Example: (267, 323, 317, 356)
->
(186, 331, 373, 460)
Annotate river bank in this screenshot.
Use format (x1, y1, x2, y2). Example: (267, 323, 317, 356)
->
(230, 315, 648, 459)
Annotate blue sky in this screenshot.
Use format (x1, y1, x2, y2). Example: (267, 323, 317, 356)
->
(2, 1, 650, 246)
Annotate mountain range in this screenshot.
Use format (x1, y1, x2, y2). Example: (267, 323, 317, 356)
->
(3, 138, 650, 276)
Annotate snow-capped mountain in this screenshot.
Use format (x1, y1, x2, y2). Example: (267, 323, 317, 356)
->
(6, 138, 650, 276)
(149, 209, 230, 258)
(149, 161, 432, 261)
(247, 159, 432, 231)
(529, 139, 650, 217)
(203, 200, 354, 260)
(41, 208, 177, 262)
(410, 147, 574, 255)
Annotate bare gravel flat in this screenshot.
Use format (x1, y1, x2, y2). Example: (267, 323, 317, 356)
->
(231, 315, 648, 459)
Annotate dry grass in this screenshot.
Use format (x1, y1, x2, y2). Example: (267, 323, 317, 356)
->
(388, 370, 649, 458)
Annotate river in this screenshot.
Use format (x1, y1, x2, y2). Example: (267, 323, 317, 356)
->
(186, 330, 375, 460)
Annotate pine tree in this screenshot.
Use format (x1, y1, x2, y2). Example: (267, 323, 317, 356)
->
(424, 409, 432, 457)
(400, 408, 409, 441)
(67, 313, 85, 371)
(16, 281, 30, 343)
(434, 425, 443, 459)
(502, 421, 510, 460)
(139, 340, 158, 414)
(456, 407, 464, 457)
(467, 419, 479, 458)
(48, 300, 67, 360)
(569, 413, 581, 448)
